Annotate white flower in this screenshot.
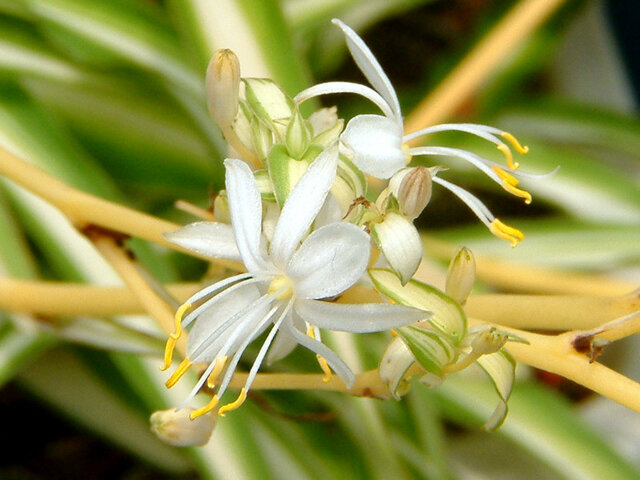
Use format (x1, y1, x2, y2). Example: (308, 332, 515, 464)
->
(295, 19, 555, 247)
(162, 146, 427, 418)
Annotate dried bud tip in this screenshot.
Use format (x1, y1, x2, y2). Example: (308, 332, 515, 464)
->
(206, 49, 240, 127)
(390, 167, 432, 219)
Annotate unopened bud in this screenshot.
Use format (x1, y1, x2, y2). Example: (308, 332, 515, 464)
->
(445, 247, 475, 304)
(150, 408, 216, 447)
(469, 326, 508, 356)
(213, 192, 231, 224)
(285, 108, 312, 159)
(379, 336, 415, 399)
(206, 49, 240, 127)
(389, 167, 432, 219)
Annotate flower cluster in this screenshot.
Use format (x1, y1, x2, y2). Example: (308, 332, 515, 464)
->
(161, 19, 536, 420)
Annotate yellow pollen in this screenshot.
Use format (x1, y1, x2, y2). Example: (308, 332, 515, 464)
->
(165, 357, 193, 388)
(161, 302, 191, 371)
(390, 329, 398, 337)
(492, 166, 532, 204)
(489, 219, 524, 248)
(497, 144, 519, 170)
(268, 276, 293, 300)
(401, 143, 412, 164)
(190, 395, 220, 420)
(306, 325, 315, 338)
(218, 388, 247, 416)
(207, 356, 228, 388)
(501, 132, 529, 155)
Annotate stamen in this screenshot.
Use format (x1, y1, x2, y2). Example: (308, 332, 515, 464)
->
(497, 144, 519, 170)
(218, 388, 247, 416)
(189, 395, 220, 420)
(161, 303, 191, 371)
(489, 219, 524, 248)
(207, 356, 228, 388)
(307, 326, 333, 382)
(491, 166, 532, 204)
(501, 132, 529, 155)
(165, 358, 193, 388)
(317, 355, 333, 383)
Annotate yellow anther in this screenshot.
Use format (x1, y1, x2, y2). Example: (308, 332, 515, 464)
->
(207, 356, 228, 388)
(165, 358, 193, 388)
(489, 219, 524, 248)
(497, 144, 519, 170)
(306, 326, 332, 381)
(316, 355, 333, 383)
(390, 329, 398, 337)
(501, 132, 529, 155)
(492, 166, 532, 204)
(268, 276, 293, 300)
(161, 303, 191, 371)
(190, 395, 220, 420)
(218, 388, 247, 416)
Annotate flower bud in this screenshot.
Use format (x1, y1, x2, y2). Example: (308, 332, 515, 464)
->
(150, 408, 216, 447)
(445, 247, 475, 305)
(285, 108, 312, 159)
(389, 167, 432, 219)
(206, 49, 240, 128)
(379, 336, 415, 399)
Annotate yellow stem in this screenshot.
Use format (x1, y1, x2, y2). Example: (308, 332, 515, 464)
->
(90, 234, 188, 357)
(420, 235, 636, 296)
(504, 328, 640, 415)
(0, 146, 244, 270)
(3, 278, 638, 335)
(404, 0, 566, 134)
(465, 291, 639, 330)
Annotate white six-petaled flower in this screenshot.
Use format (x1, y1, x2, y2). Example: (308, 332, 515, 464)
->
(294, 18, 553, 248)
(162, 146, 426, 418)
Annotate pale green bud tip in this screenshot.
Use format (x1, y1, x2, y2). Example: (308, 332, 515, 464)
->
(469, 326, 508, 356)
(445, 247, 476, 304)
(389, 167, 432, 219)
(150, 407, 216, 447)
(206, 49, 240, 127)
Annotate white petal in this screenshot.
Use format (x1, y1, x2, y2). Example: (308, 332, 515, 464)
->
(294, 298, 427, 332)
(270, 145, 338, 267)
(284, 318, 355, 387)
(314, 193, 343, 228)
(187, 287, 272, 362)
(370, 212, 423, 284)
(332, 19, 401, 119)
(287, 223, 370, 299)
(294, 81, 395, 118)
(224, 158, 267, 272)
(164, 222, 241, 261)
(341, 114, 406, 179)
(266, 311, 305, 364)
